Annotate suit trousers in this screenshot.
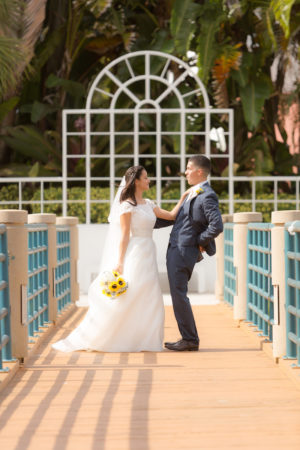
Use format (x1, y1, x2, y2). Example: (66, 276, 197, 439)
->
(166, 244, 199, 343)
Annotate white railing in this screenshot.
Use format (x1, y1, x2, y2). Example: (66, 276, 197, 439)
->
(0, 177, 65, 213)
(0, 175, 299, 222)
(212, 176, 300, 213)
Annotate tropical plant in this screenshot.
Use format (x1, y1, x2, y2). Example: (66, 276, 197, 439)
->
(0, 0, 299, 188)
(170, 0, 300, 180)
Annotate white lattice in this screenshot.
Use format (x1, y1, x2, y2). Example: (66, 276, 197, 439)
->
(63, 50, 234, 223)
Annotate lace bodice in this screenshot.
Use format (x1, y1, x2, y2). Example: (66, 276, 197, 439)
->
(120, 199, 156, 238)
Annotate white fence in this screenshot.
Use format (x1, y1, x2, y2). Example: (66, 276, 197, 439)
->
(0, 175, 299, 222)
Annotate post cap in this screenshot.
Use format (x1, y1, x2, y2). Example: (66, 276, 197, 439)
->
(271, 210, 300, 225)
(28, 213, 56, 224)
(233, 212, 262, 224)
(222, 214, 233, 223)
(56, 216, 79, 226)
(0, 209, 28, 224)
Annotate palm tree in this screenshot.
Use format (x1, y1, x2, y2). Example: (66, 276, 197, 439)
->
(0, 0, 47, 99)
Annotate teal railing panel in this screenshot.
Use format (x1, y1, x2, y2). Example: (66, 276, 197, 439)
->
(0, 225, 12, 372)
(224, 223, 236, 306)
(55, 227, 71, 313)
(27, 224, 49, 338)
(285, 221, 300, 367)
(247, 223, 274, 340)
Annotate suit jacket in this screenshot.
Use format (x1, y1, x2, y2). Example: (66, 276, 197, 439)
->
(155, 182, 223, 260)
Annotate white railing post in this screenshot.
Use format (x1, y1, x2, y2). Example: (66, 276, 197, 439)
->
(215, 214, 233, 301)
(271, 210, 300, 358)
(233, 212, 262, 321)
(0, 210, 28, 359)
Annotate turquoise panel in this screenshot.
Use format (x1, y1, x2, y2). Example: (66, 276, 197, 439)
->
(26, 225, 49, 338)
(285, 221, 300, 366)
(55, 227, 71, 313)
(224, 223, 236, 306)
(246, 223, 274, 340)
(0, 224, 12, 372)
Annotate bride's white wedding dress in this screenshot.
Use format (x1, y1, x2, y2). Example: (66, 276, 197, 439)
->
(52, 199, 164, 352)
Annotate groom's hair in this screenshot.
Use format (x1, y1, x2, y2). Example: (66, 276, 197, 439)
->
(189, 155, 211, 175)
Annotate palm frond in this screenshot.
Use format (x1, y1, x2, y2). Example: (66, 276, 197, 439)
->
(0, 0, 22, 35)
(0, 36, 23, 98)
(21, 0, 47, 61)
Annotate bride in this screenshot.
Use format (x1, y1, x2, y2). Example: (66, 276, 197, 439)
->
(52, 165, 189, 352)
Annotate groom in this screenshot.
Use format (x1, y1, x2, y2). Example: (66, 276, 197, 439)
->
(155, 155, 223, 351)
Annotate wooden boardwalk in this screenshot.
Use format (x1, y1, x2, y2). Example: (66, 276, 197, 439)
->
(1, 303, 300, 450)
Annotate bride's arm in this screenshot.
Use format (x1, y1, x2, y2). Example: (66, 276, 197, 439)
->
(153, 188, 192, 220)
(114, 212, 131, 274)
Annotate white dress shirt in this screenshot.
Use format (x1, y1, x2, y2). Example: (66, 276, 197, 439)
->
(187, 180, 207, 201)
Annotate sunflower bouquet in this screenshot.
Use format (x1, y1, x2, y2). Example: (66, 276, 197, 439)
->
(99, 270, 128, 299)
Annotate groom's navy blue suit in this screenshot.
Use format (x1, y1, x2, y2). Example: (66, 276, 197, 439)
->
(155, 181, 223, 343)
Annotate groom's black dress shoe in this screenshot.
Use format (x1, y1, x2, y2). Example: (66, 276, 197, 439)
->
(164, 339, 199, 352)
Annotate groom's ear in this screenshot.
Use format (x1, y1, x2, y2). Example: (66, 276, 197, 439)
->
(199, 167, 208, 177)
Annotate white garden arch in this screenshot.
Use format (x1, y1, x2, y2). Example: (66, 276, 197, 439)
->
(62, 50, 234, 223)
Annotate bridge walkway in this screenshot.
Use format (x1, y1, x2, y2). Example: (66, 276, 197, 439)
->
(0, 303, 300, 449)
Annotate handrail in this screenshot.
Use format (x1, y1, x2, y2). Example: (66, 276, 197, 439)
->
(0, 175, 299, 222)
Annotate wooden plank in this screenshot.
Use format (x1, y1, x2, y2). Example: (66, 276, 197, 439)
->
(0, 304, 300, 449)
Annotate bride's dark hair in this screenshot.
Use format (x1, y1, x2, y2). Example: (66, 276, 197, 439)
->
(120, 165, 145, 206)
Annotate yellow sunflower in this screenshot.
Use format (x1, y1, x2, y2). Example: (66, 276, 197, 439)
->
(109, 282, 120, 292)
(113, 271, 120, 278)
(117, 277, 125, 287)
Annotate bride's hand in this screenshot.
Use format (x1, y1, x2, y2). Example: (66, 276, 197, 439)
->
(114, 263, 123, 274)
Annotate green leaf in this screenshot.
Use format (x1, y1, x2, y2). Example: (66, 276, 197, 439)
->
(45, 74, 85, 99)
(240, 135, 274, 176)
(196, 8, 225, 85)
(32, 27, 65, 75)
(271, 0, 296, 38)
(31, 101, 58, 123)
(0, 163, 36, 177)
(2, 125, 61, 165)
(0, 97, 19, 122)
(28, 162, 40, 177)
(273, 141, 298, 175)
(240, 77, 272, 130)
(151, 30, 174, 55)
(170, 0, 201, 54)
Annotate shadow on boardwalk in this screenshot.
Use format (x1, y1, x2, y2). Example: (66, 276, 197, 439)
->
(0, 304, 300, 450)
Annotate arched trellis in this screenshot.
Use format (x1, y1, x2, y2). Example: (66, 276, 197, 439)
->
(62, 50, 234, 224)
